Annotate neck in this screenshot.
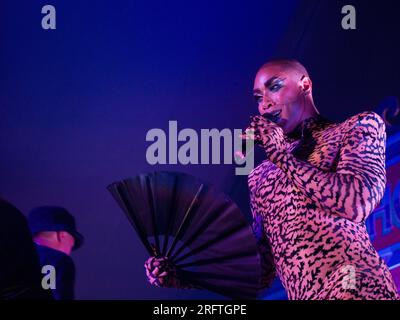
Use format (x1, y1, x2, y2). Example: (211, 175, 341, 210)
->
(298, 96, 319, 122)
(34, 237, 71, 256)
(287, 101, 325, 140)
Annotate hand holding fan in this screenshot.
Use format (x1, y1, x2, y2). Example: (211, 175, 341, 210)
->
(107, 171, 262, 299)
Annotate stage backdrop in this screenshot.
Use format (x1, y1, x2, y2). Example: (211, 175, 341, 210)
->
(1, 0, 399, 299)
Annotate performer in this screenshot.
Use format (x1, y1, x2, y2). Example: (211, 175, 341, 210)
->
(145, 59, 399, 300)
(28, 206, 84, 300)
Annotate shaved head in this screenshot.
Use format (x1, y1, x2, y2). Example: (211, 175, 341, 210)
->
(260, 59, 309, 79)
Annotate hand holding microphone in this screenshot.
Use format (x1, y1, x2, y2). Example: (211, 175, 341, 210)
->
(236, 112, 287, 164)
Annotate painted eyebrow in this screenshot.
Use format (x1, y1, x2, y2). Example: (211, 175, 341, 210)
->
(264, 76, 283, 87)
(253, 76, 283, 94)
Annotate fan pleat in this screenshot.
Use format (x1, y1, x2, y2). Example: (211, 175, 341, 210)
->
(161, 173, 178, 255)
(176, 250, 256, 268)
(169, 202, 229, 262)
(172, 222, 244, 264)
(145, 176, 161, 255)
(166, 184, 204, 257)
(108, 182, 154, 255)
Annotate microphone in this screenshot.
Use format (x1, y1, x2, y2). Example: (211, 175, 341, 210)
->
(235, 112, 280, 160)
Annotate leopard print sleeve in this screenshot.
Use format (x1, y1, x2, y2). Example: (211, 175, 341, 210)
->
(274, 111, 386, 224)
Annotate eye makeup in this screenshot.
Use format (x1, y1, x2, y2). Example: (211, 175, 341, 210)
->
(268, 78, 285, 92)
(252, 76, 285, 103)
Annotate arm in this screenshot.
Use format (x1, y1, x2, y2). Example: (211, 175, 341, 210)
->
(273, 112, 386, 224)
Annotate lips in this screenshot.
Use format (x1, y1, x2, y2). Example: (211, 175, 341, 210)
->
(263, 110, 282, 123)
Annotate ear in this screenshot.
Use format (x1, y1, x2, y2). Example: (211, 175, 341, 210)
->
(299, 75, 312, 95)
(58, 231, 69, 241)
(56, 231, 63, 242)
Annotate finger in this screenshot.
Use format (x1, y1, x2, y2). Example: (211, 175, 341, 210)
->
(244, 127, 263, 139)
(159, 271, 168, 277)
(146, 268, 152, 277)
(251, 114, 276, 127)
(250, 115, 265, 125)
(153, 267, 160, 275)
(234, 150, 246, 160)
(241, 132, 256, 140)
(244, 127, 256, 134)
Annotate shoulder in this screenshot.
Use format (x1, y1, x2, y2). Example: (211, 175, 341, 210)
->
(343, 111, 385, 133)
(249, 160, 273, 178)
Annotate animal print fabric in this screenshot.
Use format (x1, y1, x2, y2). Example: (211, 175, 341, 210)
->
(249, 111, 399, 300)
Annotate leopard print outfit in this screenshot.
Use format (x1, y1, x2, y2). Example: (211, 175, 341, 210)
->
(249, 111, 399, 300)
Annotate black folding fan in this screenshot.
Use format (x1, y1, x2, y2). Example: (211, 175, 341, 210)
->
(107, 171, 262, 299)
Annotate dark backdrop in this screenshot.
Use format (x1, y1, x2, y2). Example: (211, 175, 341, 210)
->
(0, 0, 399, 299)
